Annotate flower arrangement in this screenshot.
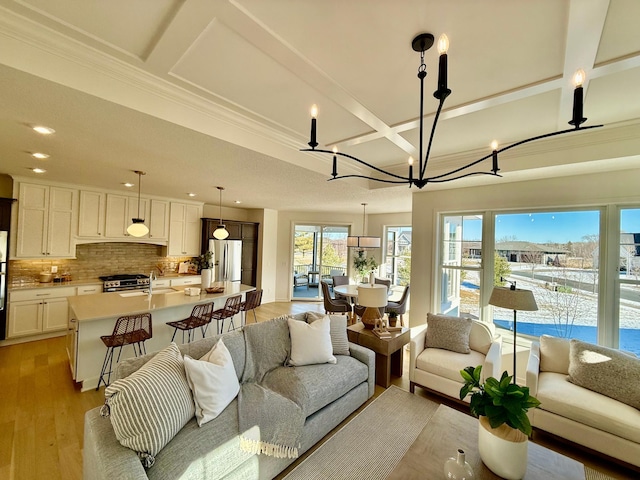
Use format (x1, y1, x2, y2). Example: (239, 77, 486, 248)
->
(353, 249, 378, 281)
(459, 366, 540, 436)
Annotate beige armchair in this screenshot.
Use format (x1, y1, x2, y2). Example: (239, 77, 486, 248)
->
(410, 315, 502, 401)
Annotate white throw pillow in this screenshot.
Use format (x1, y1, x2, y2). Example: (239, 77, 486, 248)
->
(184, 339, 240, 426)
(304, 312, 350, 356)
(287, 316, 337, 366)
(539, 334, 571, 374)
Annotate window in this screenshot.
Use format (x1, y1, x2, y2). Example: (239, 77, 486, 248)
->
(618, 208, 640, 355)
(384, 226, 412, 286)
(439, 215, 483, 318)
(492, 211, 600, 343)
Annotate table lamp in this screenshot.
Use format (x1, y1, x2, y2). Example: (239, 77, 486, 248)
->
(489, 281, 538, 383)
(357, 285, 388, 329)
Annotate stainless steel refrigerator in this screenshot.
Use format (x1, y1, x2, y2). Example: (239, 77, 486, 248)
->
(0, 231, 7, 339)
(209, 239, 242, 283)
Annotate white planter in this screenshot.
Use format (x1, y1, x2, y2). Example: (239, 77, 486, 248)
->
(200, 268, 212, 289)
(478, 417, 528, 480)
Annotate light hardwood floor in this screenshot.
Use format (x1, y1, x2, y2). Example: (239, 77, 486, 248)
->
(0, 300, 636, 479)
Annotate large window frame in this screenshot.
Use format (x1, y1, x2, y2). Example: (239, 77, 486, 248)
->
(436, 204, 640, 352)
(383, 225, 412, 286)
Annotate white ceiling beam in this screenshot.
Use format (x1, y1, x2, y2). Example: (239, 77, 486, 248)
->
(558, 0, 609, 130)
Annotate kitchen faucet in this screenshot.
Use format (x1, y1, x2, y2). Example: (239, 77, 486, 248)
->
(148, 271, 156, 295)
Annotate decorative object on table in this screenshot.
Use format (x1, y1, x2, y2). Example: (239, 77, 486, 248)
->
(489, 279, 538, 383)
(460, 366, 540, 480)
(387, 310, 398, 327)
(184, 287, 201, 296)
(212, 186, 229, 240)
(206, 286, 225, 294)
(444, 448, 474, 480)
(301, 32, 601, 189)
(347, 203, 380, 249)
(373, 317, 390, 339)
(357, 285, 387, 329)
(353, 248, 378, 284)
(195, 251, 214, 289)
(126, 170, 149, 237)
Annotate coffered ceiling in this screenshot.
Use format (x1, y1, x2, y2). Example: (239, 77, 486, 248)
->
(0, 0, 639, 214)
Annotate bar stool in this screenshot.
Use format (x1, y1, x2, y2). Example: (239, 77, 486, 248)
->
(239, 289, 263, 326)
(210, 295, 243, 334)
(97, 312, 152, 390)
(166, 302, 215, 344)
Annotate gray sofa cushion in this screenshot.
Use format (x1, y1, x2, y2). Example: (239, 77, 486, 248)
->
(303, 312, 350, 356)
(261, 355, 368, 417)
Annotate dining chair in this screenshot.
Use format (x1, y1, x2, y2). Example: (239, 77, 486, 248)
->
(97, 312, 152, 390)
(386, 285, 410, 326)
(320, 281, 352, 316)
(332, 274, 350, 298)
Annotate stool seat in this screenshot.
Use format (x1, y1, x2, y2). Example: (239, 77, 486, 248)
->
(167, 302, 215, 343)
(97, 312, 152, 390)
(239, 289, 263, 326)
(210, 295, 243, 334)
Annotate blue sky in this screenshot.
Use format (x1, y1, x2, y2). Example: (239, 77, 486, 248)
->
(462, 208, 640, 243)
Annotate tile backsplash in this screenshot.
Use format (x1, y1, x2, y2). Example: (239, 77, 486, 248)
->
(9, 243, 195, 284)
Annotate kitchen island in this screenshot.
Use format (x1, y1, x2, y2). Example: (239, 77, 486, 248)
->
(67, 282, 255, 391)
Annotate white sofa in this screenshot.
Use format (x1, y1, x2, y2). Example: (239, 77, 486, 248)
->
(526, 336, 640, 467)
(410, 316, 502, 401)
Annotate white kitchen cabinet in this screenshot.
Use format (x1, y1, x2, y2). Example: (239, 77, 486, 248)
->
(15, 183, 76, 258)
(149, 199, 169, 240)
(168, 202, 202, 256)
(78, 190, 106, 238)
(77, 285, 102, 295)
(170, 276, 201, 287)
(8, 286, 76, 338)
(105, 194, 149, 238)
(152, 278, 171, 288)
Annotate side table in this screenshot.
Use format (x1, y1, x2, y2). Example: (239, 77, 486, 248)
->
(347, 322, 410, 387)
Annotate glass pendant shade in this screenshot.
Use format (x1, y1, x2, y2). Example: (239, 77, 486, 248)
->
(213, 225, 229, 240)
(127, 218, 149, 237)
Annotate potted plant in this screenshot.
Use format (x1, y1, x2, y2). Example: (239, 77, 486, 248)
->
(387, 309, 398, 327)
(194, 251, 214, 289)
(460, 366, 540, 480)
(353, 249, 378, 283)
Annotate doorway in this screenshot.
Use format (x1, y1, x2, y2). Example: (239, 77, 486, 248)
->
(292, 224, 349, 300)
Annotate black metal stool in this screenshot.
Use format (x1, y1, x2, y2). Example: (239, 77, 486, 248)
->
(96, 312, 152, 390)
(166, 302, 215, 343)
(210, 295, 243, 333)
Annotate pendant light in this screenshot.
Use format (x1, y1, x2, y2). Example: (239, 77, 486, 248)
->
(213, 186, 229, 240)
(347, 203, 380, 248)
(126, 170, 149, 237)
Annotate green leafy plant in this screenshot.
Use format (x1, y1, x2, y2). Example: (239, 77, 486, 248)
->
(460, 366, 540, 436)
(193, 251, 214, 272)
(353, 249, 378, 280)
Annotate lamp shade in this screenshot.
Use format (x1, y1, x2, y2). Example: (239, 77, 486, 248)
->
(213, 225, 229, 240)
(127, 219, 149, 237)
(489, 286, 538, 311)
(347, 236, 381, 248)
(357, 285, 388, 308)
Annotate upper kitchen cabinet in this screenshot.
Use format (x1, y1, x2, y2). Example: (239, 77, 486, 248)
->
(15, 183, 77, 258)
(148, 199, 169, 241)
(168, 202, 202, 256)
(104, 194, 149, 239)
(78, 190, 106, 238)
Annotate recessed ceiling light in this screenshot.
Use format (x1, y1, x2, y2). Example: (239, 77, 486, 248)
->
(32, 168, 46, 174)
(187, 193, 196, 197)
(123, 182, 134, 188)
(234, 200, 242, 204)
(31, 152, 50, 159)
(32, 125, 55, 135)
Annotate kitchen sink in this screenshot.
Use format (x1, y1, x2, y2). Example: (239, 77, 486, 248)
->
(119, 288, 178, 297)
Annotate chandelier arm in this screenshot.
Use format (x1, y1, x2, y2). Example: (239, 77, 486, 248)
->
(301, 148, 408, 180)
(495, 124, 604, 155)
(426, 171, 502, 183)
(420, 97, 446, 179)
(328, 174, 410, 185)
(425, 152, 494, 181)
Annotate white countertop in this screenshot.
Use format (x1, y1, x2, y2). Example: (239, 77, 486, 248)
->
(68, 282, 255, 322)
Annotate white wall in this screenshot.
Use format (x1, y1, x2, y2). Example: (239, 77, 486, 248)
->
(410, 167, 640, 327)
(257, 208, 278, 303)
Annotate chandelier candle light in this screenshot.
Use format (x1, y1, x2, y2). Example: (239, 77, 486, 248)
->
(302, 33, 602, 188)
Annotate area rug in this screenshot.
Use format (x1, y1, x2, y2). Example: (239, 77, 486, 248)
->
(282, 386, 616, 480)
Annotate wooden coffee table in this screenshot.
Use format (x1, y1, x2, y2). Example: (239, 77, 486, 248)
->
(347, 322, 410, 388)
(387, 404, 585, 479)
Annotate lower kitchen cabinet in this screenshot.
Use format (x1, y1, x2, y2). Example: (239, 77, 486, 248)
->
(7, 287, 76, 338)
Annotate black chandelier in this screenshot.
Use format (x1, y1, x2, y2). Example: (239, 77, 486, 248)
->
(302, 33, 603, 189)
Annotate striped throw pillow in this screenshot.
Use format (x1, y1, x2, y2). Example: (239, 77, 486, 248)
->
(103, 343, 195, 467)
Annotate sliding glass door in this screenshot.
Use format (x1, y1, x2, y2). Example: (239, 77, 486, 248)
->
(293, 224, 349, 300)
